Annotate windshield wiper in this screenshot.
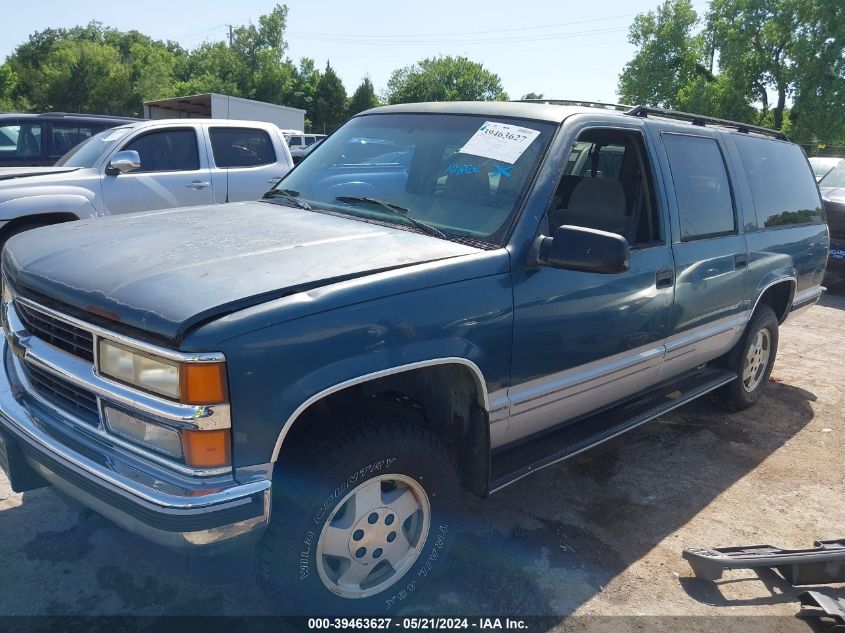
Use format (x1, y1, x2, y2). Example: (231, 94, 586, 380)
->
(263, 188, 311, 210)
(335, 196, 447, 240)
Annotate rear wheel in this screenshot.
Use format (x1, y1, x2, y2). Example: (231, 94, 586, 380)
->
(257, 403, 460, 614)
(717, 304, 779, 410)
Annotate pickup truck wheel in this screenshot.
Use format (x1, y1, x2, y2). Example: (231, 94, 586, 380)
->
(257, 405, 460, 614)
(718, 304, 779, 410)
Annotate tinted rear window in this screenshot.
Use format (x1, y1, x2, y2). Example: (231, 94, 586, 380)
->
(209, 127, 276, 168)
(662, 133, 736, 240)
(733, 135, 823, 228)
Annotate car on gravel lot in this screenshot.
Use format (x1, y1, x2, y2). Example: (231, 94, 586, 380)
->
(0, 119, 293, 252)
(818, 161, 845, 286)
(0, 100, 828, 613)
(0, 112, 138, 168)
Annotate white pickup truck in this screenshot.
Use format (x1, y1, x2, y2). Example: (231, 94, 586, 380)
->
(0, 119, 294, 250)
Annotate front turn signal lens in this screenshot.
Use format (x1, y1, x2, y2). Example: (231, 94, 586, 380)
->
(182, 429, 231, 468)
(180, 362, 228, 405)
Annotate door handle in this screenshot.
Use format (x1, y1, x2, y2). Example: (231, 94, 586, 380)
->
(267, 177, 283, 184)
(734, 253, 748, 269)
(656, 268, 674, 288)
(186, 180, 210, 189)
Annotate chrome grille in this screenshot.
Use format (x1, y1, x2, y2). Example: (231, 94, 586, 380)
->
(23, 363, 100, 427)
(15, 301, 95, 362)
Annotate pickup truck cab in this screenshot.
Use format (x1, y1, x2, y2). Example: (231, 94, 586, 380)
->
(0, 101, 827, 613)
(0, 118, 293, 251)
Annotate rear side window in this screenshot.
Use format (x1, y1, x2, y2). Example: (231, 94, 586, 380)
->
(289, 136, 303, 147)
(51, 123, 98, 157)
(209, 127, 276, 168)
(663, 134, 736, 241)
(733, 135, 824, 228)
(123, 129, 200, 172)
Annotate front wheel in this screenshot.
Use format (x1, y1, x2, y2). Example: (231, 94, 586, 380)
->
(717, 304, 779, 410)
(257, 405, 460, 614)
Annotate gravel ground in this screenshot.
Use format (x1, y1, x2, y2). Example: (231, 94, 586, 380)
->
(1, 294, 843, 630)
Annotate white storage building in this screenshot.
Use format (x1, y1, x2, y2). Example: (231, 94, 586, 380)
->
(143, 93, 305, 131)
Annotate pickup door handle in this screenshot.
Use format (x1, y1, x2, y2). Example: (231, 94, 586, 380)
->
(267, 177, 283, 184)
(656, 268, 674, 288)
(186, 180, 210, 189)
(734, 253, 748, 269)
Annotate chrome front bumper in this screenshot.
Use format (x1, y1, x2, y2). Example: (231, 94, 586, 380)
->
(0, 334, 271, 554)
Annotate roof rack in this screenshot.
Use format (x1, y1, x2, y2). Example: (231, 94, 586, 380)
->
(624, 105, 788, 140)
(516, 99, 632, 112)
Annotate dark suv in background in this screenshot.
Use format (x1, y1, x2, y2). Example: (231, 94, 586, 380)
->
(819, 160, 845, 286)
(0, 113, 139, 167)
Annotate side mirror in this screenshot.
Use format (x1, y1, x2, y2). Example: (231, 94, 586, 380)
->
(106, 150, 141, 175)
(539, 225, 630, 273)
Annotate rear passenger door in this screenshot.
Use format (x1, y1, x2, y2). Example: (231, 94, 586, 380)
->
(508, 124, 675, 444)
(655, 131, 748, 379)
(207, 126, 286, 202)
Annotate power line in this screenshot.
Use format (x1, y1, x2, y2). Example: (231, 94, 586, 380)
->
(286, 1, 710, 41)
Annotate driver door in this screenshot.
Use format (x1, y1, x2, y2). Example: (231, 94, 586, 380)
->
(101, 127, 214, 214)
(507, 125, 675, 444)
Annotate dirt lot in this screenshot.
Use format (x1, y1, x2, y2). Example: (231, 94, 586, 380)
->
(1, 294, 843, 630)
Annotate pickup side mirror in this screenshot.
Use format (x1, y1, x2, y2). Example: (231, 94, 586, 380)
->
(106, 150, 141, 175)
(539, 225, 631, 274)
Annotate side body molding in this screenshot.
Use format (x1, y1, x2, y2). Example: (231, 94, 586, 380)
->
(270, 357, 490, 463)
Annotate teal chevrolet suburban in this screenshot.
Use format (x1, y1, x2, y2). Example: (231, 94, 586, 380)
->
(0, 100, 828, 612)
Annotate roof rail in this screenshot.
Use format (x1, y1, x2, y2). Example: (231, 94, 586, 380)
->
(624, 105, 788, 140)
(516, 99, 633, 112)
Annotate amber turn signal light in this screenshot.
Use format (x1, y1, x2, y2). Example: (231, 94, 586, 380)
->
(182, 429, 231, 468)
(180, 362, 228, 405)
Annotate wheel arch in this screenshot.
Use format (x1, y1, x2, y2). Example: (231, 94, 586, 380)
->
(751, 275, 797, 324)
(271, 358, 488, 461)
(270, 358, 492, 496)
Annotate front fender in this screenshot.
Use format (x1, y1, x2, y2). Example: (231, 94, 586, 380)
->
(191, 268, 515, 469)
(0, 193, 99, 221)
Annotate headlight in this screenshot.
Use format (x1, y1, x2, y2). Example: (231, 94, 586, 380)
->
(98, 339, 227, 404)
(103, 405, 183, 458)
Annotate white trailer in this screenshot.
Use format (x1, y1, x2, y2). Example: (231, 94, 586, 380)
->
(144, 93, 305, 131)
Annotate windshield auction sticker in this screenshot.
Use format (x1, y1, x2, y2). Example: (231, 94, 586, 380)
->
(458, 121, 541, 164)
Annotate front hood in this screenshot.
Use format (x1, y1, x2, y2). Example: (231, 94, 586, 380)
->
(821, 186, 845, 205)
(3, 202, 478, 342)
(0, 167, 80, 182)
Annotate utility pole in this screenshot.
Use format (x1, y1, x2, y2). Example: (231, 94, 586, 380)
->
(227, 24, 234, 47)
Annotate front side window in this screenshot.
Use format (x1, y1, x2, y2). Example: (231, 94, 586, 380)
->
(0, 122, 42, 161)
(209, 127, 276, 168)
(270, 113, 556, 245)
(663, 134, 736, 241)
(547, 128, 660, 246)
(122, 129, 200, 172)
(734, 135, 823, 228)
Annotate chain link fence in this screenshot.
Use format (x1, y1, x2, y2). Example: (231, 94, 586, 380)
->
(798, 142, 845, 157)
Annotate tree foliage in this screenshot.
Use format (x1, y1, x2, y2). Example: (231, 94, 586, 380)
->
(347, 77, 380, 117)
(386, 56, 508, 104)
(618, 0, 845, 143)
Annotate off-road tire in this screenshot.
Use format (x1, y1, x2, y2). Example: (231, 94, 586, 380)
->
(717, 304, 779, 411)
(256, 401, 460, 615)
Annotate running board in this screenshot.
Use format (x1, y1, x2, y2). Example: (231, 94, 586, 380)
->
(489, 367, 737, 493)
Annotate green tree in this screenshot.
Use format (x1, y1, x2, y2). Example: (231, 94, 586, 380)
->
(40, 40, 132, 114)
(288, 57, 321, 116)
(618, 0, 707, 109)
(521, 92, 544, 100)
(347, 76, 380, 117)
(386, 56, 508, 104)
(312, 62, 347, 132)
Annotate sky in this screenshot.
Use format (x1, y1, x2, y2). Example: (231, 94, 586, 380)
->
(1, 0, 710, 103)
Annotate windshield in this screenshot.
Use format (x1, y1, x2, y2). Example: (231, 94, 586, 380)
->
(820, 161, 845, 188)
(810, 157, 842, 179)
(270, 113, 555, 244)
(55, 126, 133, 168)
